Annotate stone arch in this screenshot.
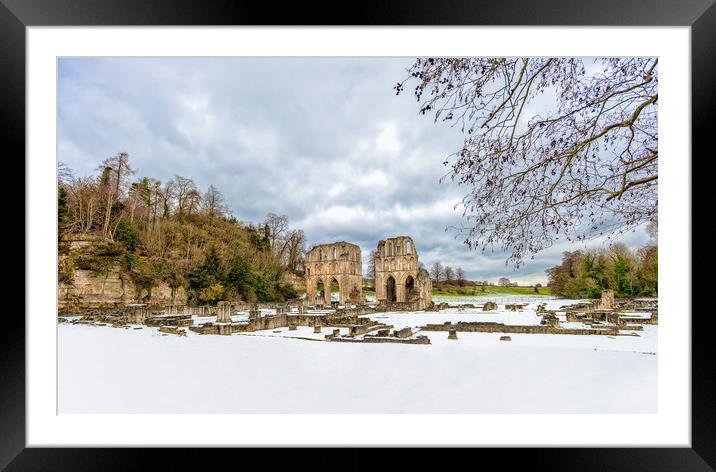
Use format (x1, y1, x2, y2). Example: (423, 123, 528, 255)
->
(405, 275, 416, 299)
(386, 275, 397, 302)
(315, 280, 326, 305)
(330, 276, 340, 303)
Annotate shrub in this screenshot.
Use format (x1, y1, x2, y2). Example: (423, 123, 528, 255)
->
(198, 283, 225, 305)
(58, 258, 75, 285)
(97, 242, 126, 257)
(126, 255, 161, 288)
(275, 282, 299, 302)
(73, 254, 117, 275)
(114, 220, 140, 251)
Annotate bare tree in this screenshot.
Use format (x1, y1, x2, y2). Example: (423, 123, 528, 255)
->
(430, 261, 444, 285)
(185, 188, 202, 217)
(396, 58, 658, 265)
(456, 267, 466, 287)
(444, 266, 455, 284)
(264, 213, 289, 255)
(282, 229, 306, 272)
(171, 175, 199, 217)
(57, 161, 74, 184)
(127, 177, 152, 224)
(97, 152, 134, 238)
(161, 180, 174, 219)
(66, 176, 101, 233)
(202, 185, 229, 218)
(366, 249, 377, 279)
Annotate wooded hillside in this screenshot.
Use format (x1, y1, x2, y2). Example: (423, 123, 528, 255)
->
(58, 153, 305, 304)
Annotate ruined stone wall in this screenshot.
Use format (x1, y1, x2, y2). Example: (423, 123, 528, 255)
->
(304, 241, 363, 305)
(413, 268, 433, 310)
(374, 236, 432, 308)
(281, 271, 307, 292)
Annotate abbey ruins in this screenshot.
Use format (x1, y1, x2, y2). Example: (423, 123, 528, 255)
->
(58, 233, 656, 346)
(304, 242, 363, 306)
(374, 236, 432, 310)
(305, 235, 432, 310)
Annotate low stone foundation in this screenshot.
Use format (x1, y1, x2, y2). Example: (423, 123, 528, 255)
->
(505, 303, 528, 311)
(421, 321, 619, 336)
(145, 315, 193, 327)
(328, 335, 430, 345)
(375, 300, 431, 312)
(159, 326, 186, 336)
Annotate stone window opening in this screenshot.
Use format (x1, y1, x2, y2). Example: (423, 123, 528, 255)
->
(316, 280, 325, 304)
(405, 275, 416, 299)
(330, 277, 340, 302)
(406, 241, 411, 254)
(386, 275, 397, 302)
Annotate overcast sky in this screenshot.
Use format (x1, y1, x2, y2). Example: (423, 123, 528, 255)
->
(58, 57, 649, 284)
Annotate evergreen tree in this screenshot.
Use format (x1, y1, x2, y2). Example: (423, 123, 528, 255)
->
(58, 186, 69, 235)
(226, 254, 255, 301)
(188, 246, 225, 304)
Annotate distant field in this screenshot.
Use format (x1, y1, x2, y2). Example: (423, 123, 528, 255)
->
(433, 284, 551, 296)
(361, 279, 549, 297)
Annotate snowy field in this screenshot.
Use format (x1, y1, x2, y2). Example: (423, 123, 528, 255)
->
(58, 296, 657, 413)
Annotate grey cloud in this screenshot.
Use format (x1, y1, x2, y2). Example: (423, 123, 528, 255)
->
(58, 57, 649, 285)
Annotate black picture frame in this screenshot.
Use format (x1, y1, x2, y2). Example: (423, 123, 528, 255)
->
(4, 0, 710, 469)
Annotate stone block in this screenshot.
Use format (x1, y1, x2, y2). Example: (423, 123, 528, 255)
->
(394, 327, 413, 338)
(482, 301, 498, 311)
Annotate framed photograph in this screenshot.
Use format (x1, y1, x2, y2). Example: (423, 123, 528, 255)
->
(7, 0, 710, 468)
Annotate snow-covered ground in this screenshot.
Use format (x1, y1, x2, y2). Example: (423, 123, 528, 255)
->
(58, 297, 657, 413)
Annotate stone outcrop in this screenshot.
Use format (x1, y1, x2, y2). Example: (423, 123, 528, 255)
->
(58, 233, 187, 310)
(58, 266, 187, 309)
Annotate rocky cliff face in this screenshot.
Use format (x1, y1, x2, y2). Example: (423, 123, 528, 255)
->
(58, 266, 187, 309)
(58, 233, 188, 309)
